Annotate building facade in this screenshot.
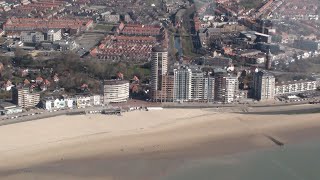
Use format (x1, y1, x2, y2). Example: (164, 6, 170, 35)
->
(253, 71, 275, 101)
(21, 31, 45, 43)
(150, 47, 168, 100)
(191, 69, 205, 100)
(47, 29, 62, 42)
(173, 67, 192, 101)
(12, 87, 40, 108)
(103, 80, 129, 104)
(214, 73, 239, 103)
(275, 80, 317, 95)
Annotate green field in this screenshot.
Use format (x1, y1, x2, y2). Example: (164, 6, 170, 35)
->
(94, 24, 115, 31)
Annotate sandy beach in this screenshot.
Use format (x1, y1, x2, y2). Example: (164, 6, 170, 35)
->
(0, 105, 320, 180)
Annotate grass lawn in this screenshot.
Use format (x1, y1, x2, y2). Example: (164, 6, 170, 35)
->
(181, 36, 198, 58)
(94, 24, 115, 31)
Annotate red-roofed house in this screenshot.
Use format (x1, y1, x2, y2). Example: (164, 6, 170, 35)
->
(36, 76, 43, 84)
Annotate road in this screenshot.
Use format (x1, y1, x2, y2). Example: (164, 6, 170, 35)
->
(0, 106, 109, 126)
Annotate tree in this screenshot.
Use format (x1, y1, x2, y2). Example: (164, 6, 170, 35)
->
(14, 47, 27, 59)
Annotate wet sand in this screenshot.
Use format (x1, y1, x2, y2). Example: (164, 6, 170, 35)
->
(0, 106, 320, 180)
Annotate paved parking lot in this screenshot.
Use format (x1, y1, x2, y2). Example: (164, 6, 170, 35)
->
(74, 32, 105, 57)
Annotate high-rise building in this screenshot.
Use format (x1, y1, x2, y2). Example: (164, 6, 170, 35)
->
(265, 49, 273, 70)
(172, 66, 215, 102)
(159, 73, 174, 102)
(203, 75, 215, 102)
(12, 87, 40, 108)
(150, 46, 168, 100)
(173, 66, 192, 101)
(253, 71, 275, 101)
(214, 73, 239, 103)
(191, 69, 205, 100)
(103, 80, 129, 104)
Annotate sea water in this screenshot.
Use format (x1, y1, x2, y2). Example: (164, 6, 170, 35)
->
(162, 140, 320, 180)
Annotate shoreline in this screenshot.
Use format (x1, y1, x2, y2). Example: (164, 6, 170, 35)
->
(0, 106, 320, 179)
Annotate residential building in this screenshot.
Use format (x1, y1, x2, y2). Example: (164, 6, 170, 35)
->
(90, 35, 156, 61)
(265, 49, 273, 70)
(150, 47, 168, 100)
(124, 14, 132, 22)
(203, 75, 215, 102)
(47, 29, 62, 42)
(275, 80, 317, 95)
(0, 102, 23, 115)
(105, 12, 120, 23)
(12, 87, 40, 108)
(20, 31, 45, 43)
(191, 69, 205, 101)
(253, 71, 275, 101)
(214, 73, 239, 103)
(173, 66, 192, 101)
(75, 96, 92, 108)
(158, 73, 175, 102)
(119, 23, 162, 36)
(103, 80, 129, 104)
(4, 17, 93, 35)
(294, 40, 320, 51)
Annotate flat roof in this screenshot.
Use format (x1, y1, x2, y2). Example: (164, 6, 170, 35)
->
(0, 102, 17, 109)
(104, 80, 129, 85)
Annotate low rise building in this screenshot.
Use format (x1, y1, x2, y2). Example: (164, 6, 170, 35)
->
(275, 80, 317, 95)
(0, 102, 23, 115)
(47, 29, 62, 42)
(20, 31, 44, 43)
(103, 12, 120, 23)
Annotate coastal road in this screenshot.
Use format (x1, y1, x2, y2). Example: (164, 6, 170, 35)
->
(0, 106, 109, 127)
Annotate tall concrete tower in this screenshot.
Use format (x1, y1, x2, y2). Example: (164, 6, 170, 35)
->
(266, 49, 273, 70)
(150, 46, 168, 100)
(253, 71, 275, 101)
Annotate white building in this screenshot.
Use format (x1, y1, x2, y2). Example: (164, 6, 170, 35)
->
(275, 80, 317, 95)
(103, 80, 129, 104)
(42, 95, 101, 110)
(75, 96, 92, 108)
(42, 97, 73, 111)
(47, 29, 62, 42)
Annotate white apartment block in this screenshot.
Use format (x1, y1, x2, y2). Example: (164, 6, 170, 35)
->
(275, 80, 317, 95)
(42, 95, 101, 110)
(103, 80, 129, 104)
(224, 76, 239, 103)
(47, 29, 62, 42)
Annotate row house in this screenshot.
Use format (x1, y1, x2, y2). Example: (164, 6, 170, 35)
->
(41, 95, 102, 111)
